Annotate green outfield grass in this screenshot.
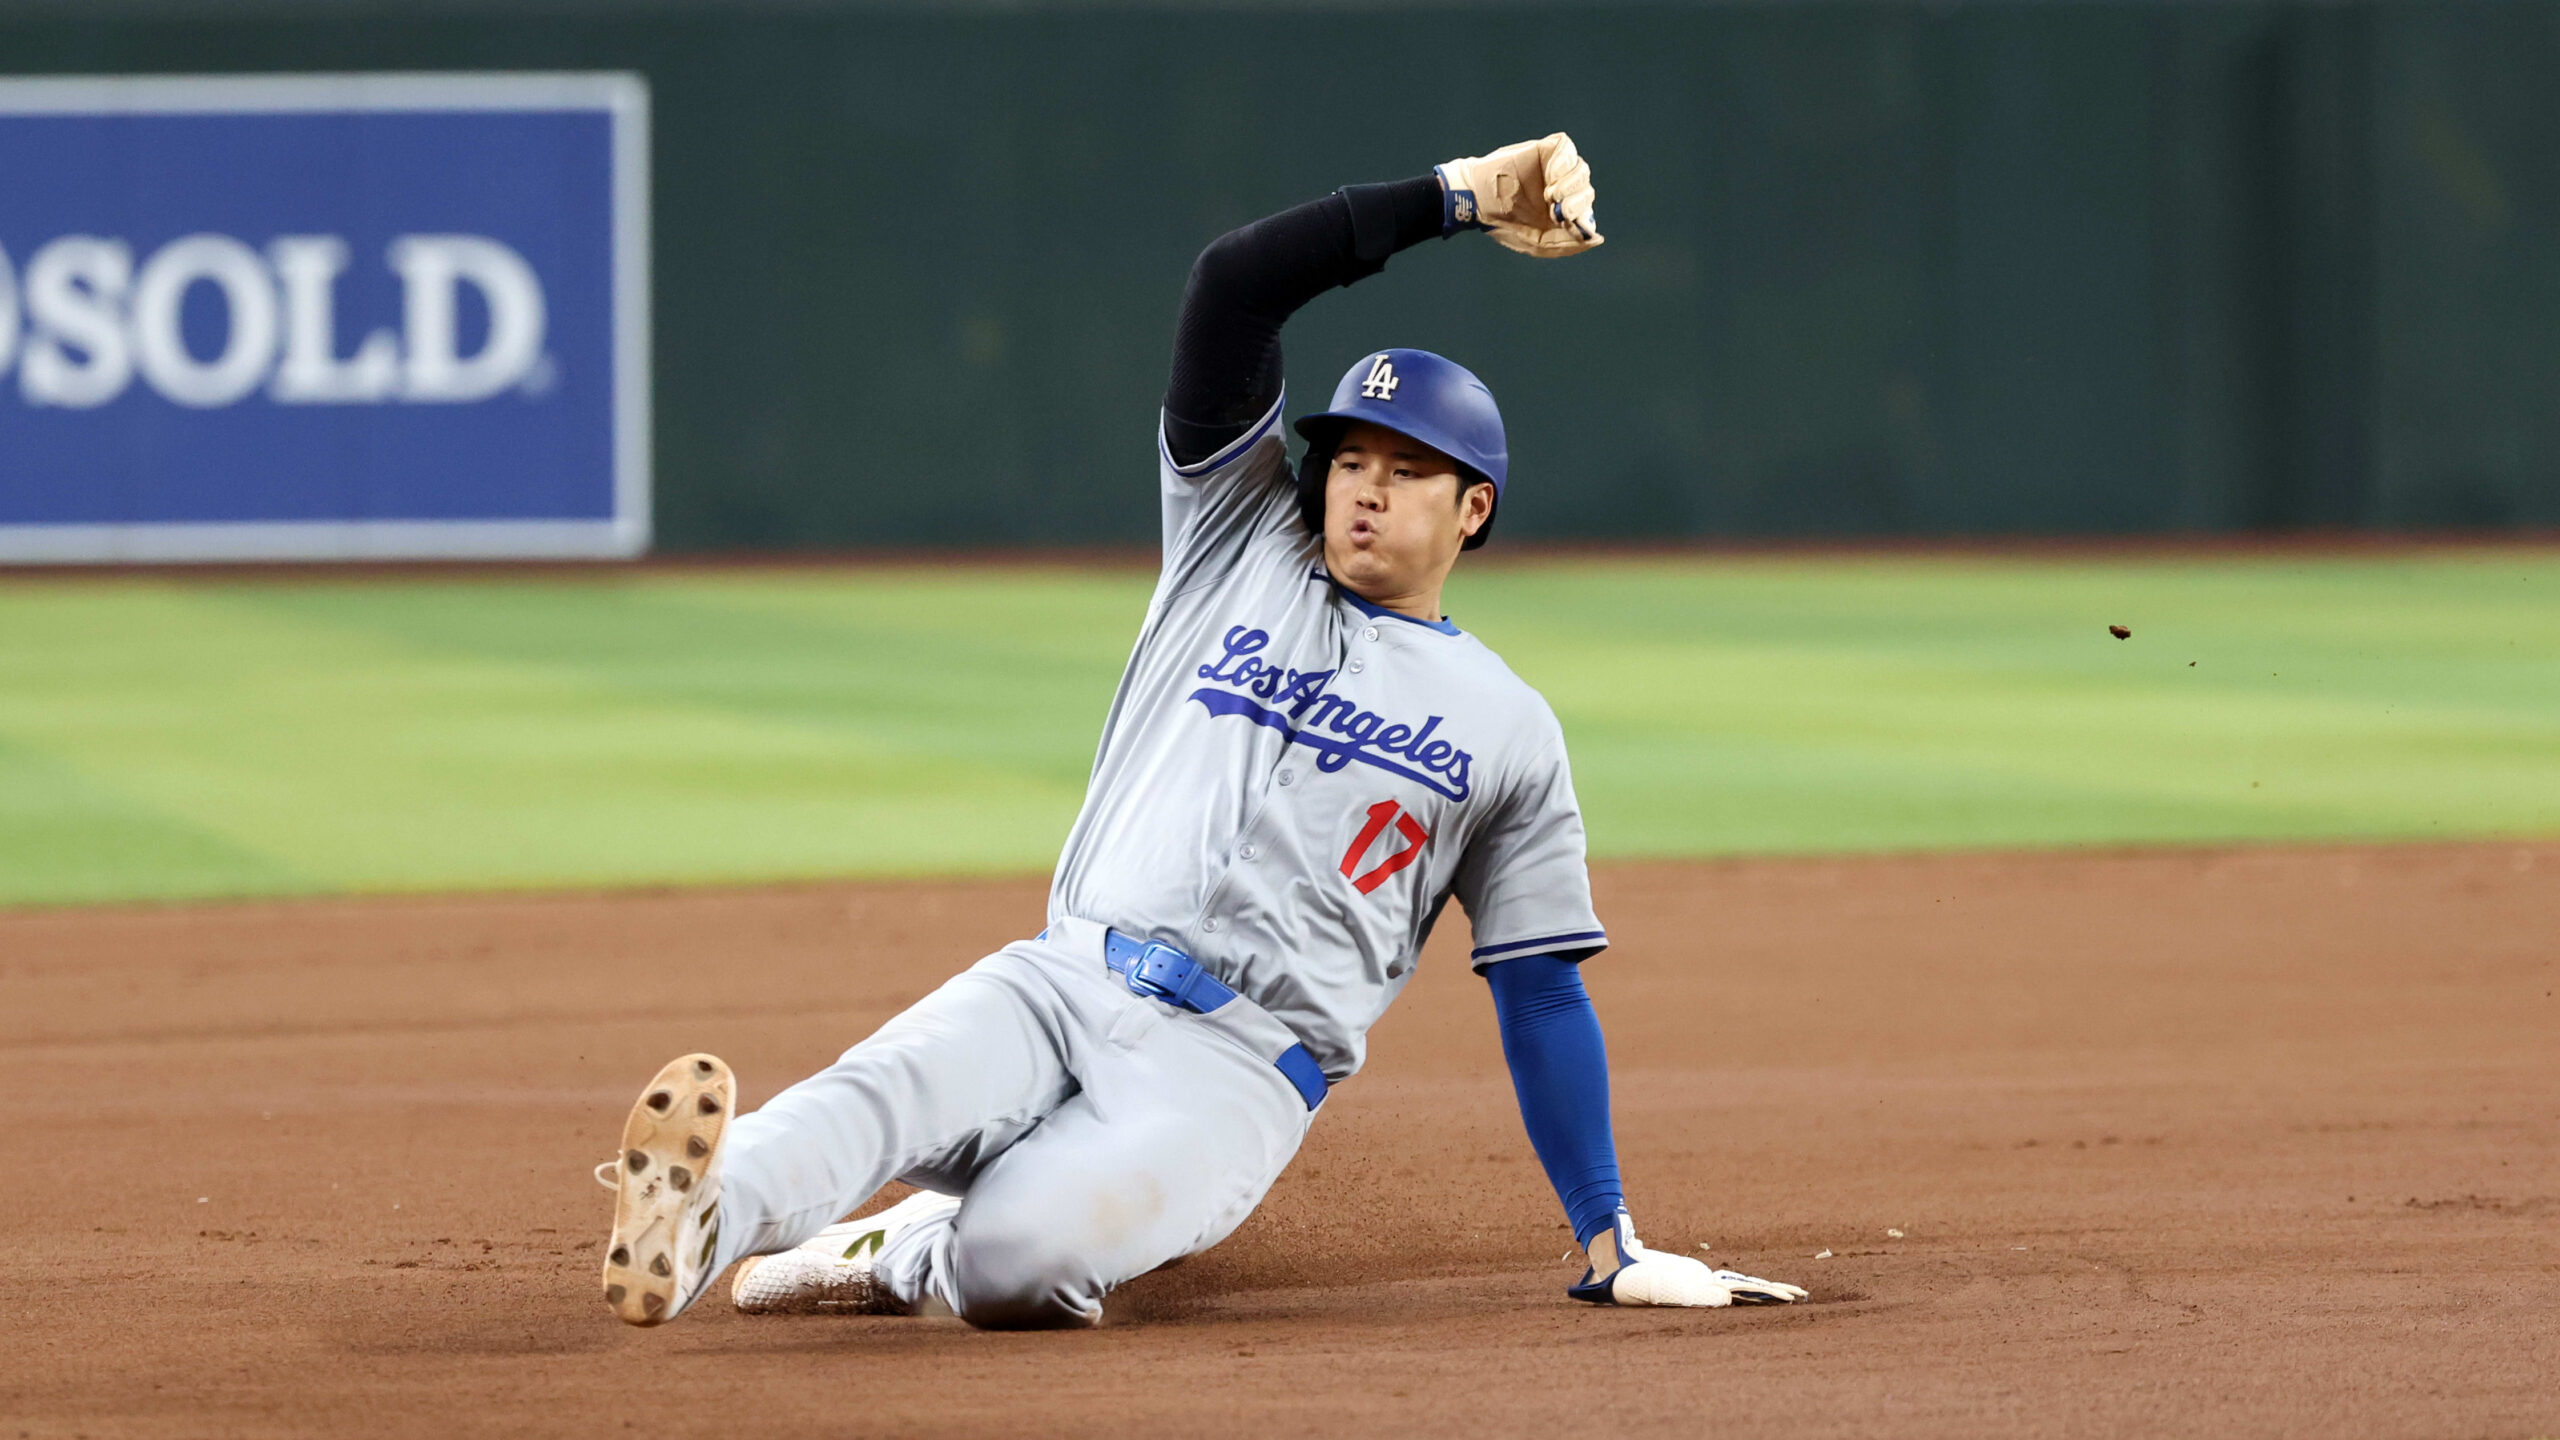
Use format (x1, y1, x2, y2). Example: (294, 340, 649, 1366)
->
(0, 549, 2553, 908)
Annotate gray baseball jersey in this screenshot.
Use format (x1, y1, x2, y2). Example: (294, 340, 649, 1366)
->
(1048, 395, 1607, 1081)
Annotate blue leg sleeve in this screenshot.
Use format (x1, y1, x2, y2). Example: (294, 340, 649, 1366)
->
(1483, 953, 1624, 1247)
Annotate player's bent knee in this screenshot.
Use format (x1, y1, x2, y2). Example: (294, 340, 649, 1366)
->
(947, 1215, 1105, 1330)
(953, 1280, 1100, 1330)
(950, 1265, 1102, 1330)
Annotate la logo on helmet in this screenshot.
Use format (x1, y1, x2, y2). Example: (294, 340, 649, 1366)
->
(1358, 353, 1400, 401)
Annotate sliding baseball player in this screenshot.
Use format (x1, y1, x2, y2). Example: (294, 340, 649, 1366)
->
(598, 134, 1806, 1327)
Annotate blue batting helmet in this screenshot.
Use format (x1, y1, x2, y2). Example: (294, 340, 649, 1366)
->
(1293, 348, 1508, 550)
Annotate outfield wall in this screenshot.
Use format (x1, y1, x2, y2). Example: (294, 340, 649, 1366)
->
(4, 0, 2555, 550)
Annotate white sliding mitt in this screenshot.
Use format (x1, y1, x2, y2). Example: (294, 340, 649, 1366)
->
(1568, 1214, 1809, 1308)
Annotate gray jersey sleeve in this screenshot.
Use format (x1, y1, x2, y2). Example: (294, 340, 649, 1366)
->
(1156, 393, 1297, 597)
(1452, 717, 1609, 971)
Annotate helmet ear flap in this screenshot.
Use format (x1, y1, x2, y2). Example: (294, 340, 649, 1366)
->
(1294, 423, 1341, 541)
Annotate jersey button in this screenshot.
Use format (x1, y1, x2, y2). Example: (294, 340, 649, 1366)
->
(1238, 844, 1258, 861)
(1277, 768, 1295, 786)
(1362, 625, 1380, 642)
(1348, 658, 1365, 674)
(1201, 917, 1221, 933)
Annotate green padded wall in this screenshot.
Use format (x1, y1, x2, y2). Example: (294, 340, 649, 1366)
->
(4, 0, 2553, 548)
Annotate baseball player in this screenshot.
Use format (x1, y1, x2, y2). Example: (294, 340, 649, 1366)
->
(598, 133, 1806, 1328)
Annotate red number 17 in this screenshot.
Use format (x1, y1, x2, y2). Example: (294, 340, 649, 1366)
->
(1340, 800, 1430, 895)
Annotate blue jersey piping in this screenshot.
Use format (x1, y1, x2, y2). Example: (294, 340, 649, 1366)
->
(1310, 567, 1463, 636)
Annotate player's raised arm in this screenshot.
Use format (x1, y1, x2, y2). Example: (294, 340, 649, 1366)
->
(1160, 134, 1604, 470)
(1160, 178, 1439, 469)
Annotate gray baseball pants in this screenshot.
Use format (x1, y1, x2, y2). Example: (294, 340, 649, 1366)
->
(709, 916, 1316, 1328)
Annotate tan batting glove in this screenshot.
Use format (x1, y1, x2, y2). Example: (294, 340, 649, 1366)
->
(1436, 132, 1603, 257)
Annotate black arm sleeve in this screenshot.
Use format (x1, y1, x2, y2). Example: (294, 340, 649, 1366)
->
(1162, 174, 1447, 467)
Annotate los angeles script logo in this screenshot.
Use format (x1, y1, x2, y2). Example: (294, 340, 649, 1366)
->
(1190, 625, 1474, 801)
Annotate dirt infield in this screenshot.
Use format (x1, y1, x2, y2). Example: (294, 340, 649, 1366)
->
(4, 843, 2554, 1439)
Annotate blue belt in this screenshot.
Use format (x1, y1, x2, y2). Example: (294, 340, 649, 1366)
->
(1103, 929, 1329, 1111)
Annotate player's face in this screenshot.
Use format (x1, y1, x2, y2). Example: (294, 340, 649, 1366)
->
(1322, 422, 1493, 607)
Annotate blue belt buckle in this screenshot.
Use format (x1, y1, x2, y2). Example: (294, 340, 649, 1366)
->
(1101, 929, 1325, 1110)
(1125, 940, 1199, 1008)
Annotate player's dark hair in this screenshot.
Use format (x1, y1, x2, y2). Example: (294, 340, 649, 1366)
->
(1293, 422, 1499, 552)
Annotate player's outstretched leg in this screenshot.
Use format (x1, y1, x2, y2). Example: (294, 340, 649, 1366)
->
(599, 1053, 734, 1326)
(591, 942, 1087, 1328)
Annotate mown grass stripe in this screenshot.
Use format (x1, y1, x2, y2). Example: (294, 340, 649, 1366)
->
(0, 550, 2550, 907)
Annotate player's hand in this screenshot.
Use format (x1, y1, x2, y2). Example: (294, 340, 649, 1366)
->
(1437, 132, 1603, 257)
(1571, 1220, 1810, 1308)
(1703, 1261, 1810, 1305)
(1602, 1244, 1809, 1307)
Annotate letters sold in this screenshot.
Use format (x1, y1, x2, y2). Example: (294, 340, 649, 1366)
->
(0, 232, 547, 409)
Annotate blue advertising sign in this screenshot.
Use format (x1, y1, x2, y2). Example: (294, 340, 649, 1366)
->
(0, 74, 648, 562)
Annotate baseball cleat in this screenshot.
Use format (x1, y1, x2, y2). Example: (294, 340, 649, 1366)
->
(731, 1189, 962, 1315)
(599, 1053, 734, 1326)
